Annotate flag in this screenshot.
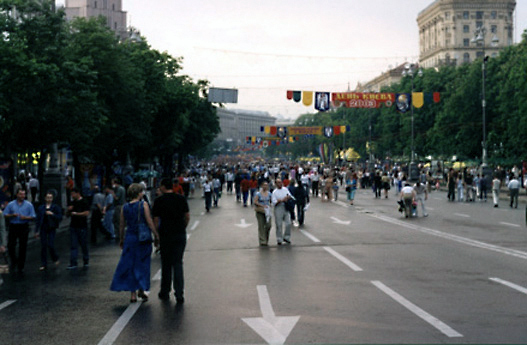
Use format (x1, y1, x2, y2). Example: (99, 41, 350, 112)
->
(293, 91, 302, 103)
(433, 92, 441, 103)
(302, 91, 313, 106)
(315, 92, 330, 112)
(324, 126, 334, 138)
(286, 90, 293, 100)
(412, 92, 424, 108)
(395, 93, 411, 113)
(264, 126, 270, 134)
(270, 126, 277, 136)
(333, 126, 341, 136)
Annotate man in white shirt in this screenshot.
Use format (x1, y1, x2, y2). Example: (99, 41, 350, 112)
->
(399, 182, 416, 218)
(508, 177, 521, 208)
(272, 179, 293, 245)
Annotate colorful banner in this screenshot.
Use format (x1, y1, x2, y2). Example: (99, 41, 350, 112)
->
(395, 93, 411, 113)
(332, 92, 395, 108)
(315, 92, 331, 112)
(288, 126, 323, 136)
(293, 91, 301, 103)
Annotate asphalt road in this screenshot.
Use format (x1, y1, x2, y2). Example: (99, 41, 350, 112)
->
(1, 187, 526, 344)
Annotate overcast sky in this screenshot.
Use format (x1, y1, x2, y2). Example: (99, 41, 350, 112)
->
(57, 0, 527, 120)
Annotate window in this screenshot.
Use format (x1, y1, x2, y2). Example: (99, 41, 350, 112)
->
(112, 4, 115, 11)
(476, 51, 485, 59)
(463, 11, 469, 19)
(445, 12, 450, 20)
(476, 11, 484, 20)
(476, 21, 483, 29)
(94, 1, 97, 8)
(463, 38, 470, 47)
(491, 11, 497, 19)
(463, 25, 470, 33)
(463, 53, 470, 64)
(491, 25, 497, 34)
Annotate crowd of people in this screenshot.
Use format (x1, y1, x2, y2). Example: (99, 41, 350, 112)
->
(1, 160, 525, 303)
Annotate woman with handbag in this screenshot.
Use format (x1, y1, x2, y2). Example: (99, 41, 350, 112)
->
(253, 182, 272, 246)
(110, 183, 160, 303)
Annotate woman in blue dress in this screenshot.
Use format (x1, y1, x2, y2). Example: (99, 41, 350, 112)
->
(110, 183, 159, 303)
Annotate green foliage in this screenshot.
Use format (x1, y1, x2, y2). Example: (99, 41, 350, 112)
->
(0, 0, 218, 172)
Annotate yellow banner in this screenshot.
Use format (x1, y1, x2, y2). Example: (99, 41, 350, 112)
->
(302, 91, 313, 106)
(288, 126, 323, 136)
(412, 92, 424, 108)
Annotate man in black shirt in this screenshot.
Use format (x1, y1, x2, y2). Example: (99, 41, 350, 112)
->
(153, 178, 190, 304)
(67, 188, 90, 269)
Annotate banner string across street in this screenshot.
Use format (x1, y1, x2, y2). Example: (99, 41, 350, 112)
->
(287, 91, 441, 113)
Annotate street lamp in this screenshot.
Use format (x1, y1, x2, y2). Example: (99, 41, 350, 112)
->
(402, 63, 423, 181)
(471, 26, 499, 166)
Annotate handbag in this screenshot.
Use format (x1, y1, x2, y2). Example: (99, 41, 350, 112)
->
(136, 201, 153, 244)
(254, 205, 266, 213)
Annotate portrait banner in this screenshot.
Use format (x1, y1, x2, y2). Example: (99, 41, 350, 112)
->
(315, 92, 331, 112)
(395, 93, 411, 113)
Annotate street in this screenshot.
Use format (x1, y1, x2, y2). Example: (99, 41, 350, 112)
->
(1, 188, 527, 344)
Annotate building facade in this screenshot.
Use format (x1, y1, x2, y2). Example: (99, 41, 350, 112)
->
(355, 63, 408, 92)
(215, 108, 276, 148)
(417, 0, 516, 68)
(63, 0, 127, 39)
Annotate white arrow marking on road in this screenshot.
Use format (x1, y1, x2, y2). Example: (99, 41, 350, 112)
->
(242, 285, 300, 345)
(330, 216, 350, 225)
(235, 218, 253, 228)
(0, 299, 16, 311)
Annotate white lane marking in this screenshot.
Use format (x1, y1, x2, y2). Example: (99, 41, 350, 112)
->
(0, 299, 17, 311)
(200, 212, 205, 216)
(490, 278, 527, 295)
(190, 220, 200, 231)
(499, 222, 521, 228)
(97, 301, 143, 345)
(372, 214, 527, 260)
(242, 285, 300, 345)
(454, 213, 470, 218)
(153, 269, 161, 281)
(333, 200, 350, 208)
(300, 230, 321, 243)
(371, 281, 463, 338)
(323, 247, 363, 272)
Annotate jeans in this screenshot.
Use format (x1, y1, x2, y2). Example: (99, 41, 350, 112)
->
(104, 209, 115, 238)
(70, 226, 89, 266)
(160, 238, 186, 299)
(510, 188, 519, 208)
(8, 223, 30, 271)
(40, 228, 59, 266)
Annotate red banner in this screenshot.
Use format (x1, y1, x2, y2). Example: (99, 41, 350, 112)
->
(331, 92, 395, 108)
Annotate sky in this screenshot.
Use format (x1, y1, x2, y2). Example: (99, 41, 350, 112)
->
(58, 0, 527, 120)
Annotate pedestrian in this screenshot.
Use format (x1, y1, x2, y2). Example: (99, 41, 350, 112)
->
(447, 169, 456, 201)
(202, 175, 212, 212)
(311, 171, 320, 198)
(457, 174, 464, 202)
(103, 185, 116, 239)
(346, 172, 358, 205)
(480, 174, 488, 202)
(0, 208, 6, 255)
(508, 176, 520, 208)
(253, 181, 272, 246)
(90, 185, 107, 243)
(36, 192, 62, 271)
(65, 175, 74, 203)
(110, 183, 160, 303)
(213, 175, 221, 207)
(492, 175, 501, 208)
(292, 179, 307, 226)
(4, 189, 36, 274)
(241, 174, 251, 207)
(66, 188, 90, 269)
(271, 179, 293, 245)
(414, 182, 428, 217)
(111, 178, 126, 241)
(373, 171, 382, 198)
(382, 172, 391, 199)
(28, 175, 39, 203)
(226, 170, 234, 194)
(400, 182, 416, 218)
(152, 178, 190, 304)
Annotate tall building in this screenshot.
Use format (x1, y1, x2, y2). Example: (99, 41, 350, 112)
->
(417, 0, 516, 68)
(215, 108, 276, 148)
(63, 0, 127, 39)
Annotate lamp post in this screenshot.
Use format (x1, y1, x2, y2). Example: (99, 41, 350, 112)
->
(402, 63, 423, 181)
(471, 26, 499, 166)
